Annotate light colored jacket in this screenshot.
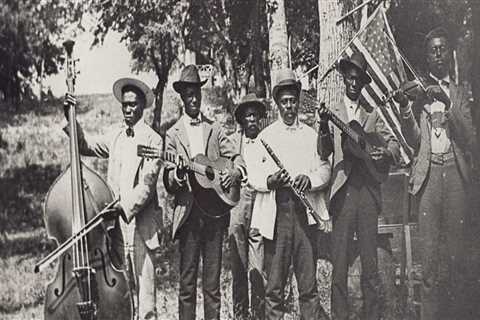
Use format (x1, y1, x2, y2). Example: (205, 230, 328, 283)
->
(69, 121, 163, 250)
(162, 116, 245, 240)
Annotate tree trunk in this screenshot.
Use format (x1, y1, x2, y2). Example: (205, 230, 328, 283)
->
(266, 0, 289, 88)
(152, 80, 166, 136)
(317, 0, 355, 110)
(471, 1, 480, 138)
(253, 0, 267, 98)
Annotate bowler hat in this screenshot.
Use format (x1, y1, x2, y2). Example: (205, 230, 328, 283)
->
(173, 64, 208, 93)
(233, 93, 267, 123)
(113, 78, 154, 108)
(272, 69, 302, 101)
(338, 51, 372, 84)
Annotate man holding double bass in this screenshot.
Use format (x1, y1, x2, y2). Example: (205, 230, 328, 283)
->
(162, 65, 245, 320)
(64, 78, 163, 320)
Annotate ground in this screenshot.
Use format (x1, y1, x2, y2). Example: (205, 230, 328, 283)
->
(0, 91, 408, 319)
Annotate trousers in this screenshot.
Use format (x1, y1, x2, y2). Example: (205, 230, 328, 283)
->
(418, 161, 469, 320)
(263, 188, 328, 320)
(178, 205, 225, 320)
(120, 220, 157, 320)
(330, 176, 380, 320)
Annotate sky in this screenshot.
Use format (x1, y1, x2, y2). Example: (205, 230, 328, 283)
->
(44, 30, 157, 96)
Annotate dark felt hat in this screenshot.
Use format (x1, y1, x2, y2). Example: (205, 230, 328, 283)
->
(113, 78, 154, 108)
(272, 69, 302, 101)
(338, 51, 372, 84)
(233, 93, 267, 123)
(173, 64, 208, 93)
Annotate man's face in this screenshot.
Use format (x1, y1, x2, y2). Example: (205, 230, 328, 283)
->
(121, 90, 145, 126)
(276, 88, 299, 126)
(240, 105, 261, 139)
(180, 85, 202, 119)
(343, 66, 366, 101)
(426, 36, 451, 79)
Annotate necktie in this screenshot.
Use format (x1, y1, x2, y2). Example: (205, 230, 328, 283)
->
(126, 127, 134, 137)
(190, 118, 201, 126)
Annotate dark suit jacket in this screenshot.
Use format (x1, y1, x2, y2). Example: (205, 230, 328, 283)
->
(400, 77, 475, 195)
(162, 115, 245, 239)
(317, 99, 401, 206)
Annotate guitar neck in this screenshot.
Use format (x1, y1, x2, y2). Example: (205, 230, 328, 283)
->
(325, 108, 360, 143)
(164, 151, 205, 175)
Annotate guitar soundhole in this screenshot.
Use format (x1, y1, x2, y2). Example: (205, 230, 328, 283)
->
(205, 166, 215, 181)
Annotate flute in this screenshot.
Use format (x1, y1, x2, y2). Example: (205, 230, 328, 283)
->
(260, 139, 329, 231)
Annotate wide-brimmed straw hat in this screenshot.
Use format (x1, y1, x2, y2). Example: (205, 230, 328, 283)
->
(233, 93, 267, 123)
(173, 64, 208, 93)
(113, 77, 154, 108)
(272, 69, 302, 101)
(338, 51, 372, 84)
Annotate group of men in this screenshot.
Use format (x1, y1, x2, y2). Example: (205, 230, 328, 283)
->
(64, 26, 478, 320)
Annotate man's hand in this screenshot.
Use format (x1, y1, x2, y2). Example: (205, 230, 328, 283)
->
(317, 102, 331, 122)
(369, 146, 392, 162)
(393, 90, 409, 109)
(267, 168, 291, 190)
(63, 93, 77, 121)
(175, 155, 188, 180)
(426, 85, 450, 107)
(293, 174, 311, 193)
(102, 203, 125, 222)
(220, 168, 242, 190)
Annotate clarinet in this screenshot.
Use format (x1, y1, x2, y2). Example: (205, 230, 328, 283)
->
(260, 139, 328, 230)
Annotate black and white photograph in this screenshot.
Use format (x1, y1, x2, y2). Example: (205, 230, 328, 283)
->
(1, 0, 480, 319)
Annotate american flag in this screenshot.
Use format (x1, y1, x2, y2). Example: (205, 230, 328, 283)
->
(342, 6, 413, 164)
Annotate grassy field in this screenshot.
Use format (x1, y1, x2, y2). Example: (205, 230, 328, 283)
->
(0, 90, 407, 319)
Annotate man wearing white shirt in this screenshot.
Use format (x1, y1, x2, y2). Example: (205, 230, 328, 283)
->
(318, 52, 400, 320)
(163, 65, 245, 320)
(395, 27, 476, 320)
(249, 69, 331, 320)
(229, 93, 267, 320)
(64, 78, 163, 320)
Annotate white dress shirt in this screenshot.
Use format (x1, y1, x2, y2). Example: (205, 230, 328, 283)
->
(344, 95, 361, 123)
(428, 73, 451, 153)
(182, 114, 205, 157)
(249, 119, 331, 239)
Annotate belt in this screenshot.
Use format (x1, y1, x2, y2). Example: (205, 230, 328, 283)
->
(430, 152, 455, 165)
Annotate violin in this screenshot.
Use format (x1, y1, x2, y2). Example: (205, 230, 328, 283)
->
(37, 40, 132, 320)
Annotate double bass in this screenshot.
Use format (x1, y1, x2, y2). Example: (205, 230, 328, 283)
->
(37, 40, 132, 320)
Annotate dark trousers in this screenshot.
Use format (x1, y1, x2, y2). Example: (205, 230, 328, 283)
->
(418, 161, 469, 320)
(229, 186, 265, 320)
(263, 189, 328, 320)
(330, 180, 380, 320)
(178, 205, 225, 320)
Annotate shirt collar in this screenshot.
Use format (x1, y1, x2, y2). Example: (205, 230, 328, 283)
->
(182, 114, 202, 127)
(344, 95, 359, 109)
(277, 119, 302, 132)
(123, 115, 147, 131)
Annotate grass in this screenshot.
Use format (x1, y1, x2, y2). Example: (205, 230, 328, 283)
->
(0, 89, 407, 319)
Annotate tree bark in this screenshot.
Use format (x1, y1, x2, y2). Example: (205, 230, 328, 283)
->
(253, 0, 267, 98)
(317, 0, 355, 110)
(266, 0, 289, 88)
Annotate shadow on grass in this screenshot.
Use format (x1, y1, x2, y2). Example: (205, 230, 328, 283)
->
(0, 164, 62, 235)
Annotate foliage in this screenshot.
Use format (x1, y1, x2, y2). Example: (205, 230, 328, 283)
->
(0, 0, 83, 101)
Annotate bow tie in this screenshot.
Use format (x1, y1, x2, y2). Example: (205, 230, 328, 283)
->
(126, 127, 134, 137)
(190, 118, 201, 126)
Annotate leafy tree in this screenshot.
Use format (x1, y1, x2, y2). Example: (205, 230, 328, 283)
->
(0, 0, 81, 102)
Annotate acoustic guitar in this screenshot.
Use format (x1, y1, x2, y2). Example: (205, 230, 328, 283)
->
(318, 104, 390, 183)
(137, 145, 240, 218)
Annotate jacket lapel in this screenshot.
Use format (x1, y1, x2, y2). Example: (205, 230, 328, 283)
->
(202, 121, 213, 156)
(175, 119, 192, 159)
